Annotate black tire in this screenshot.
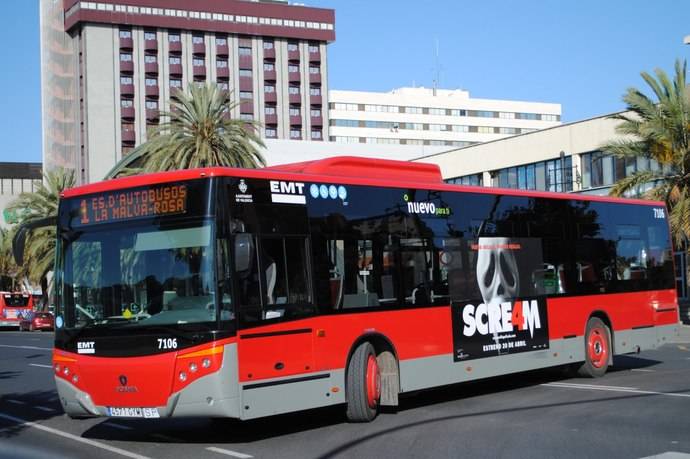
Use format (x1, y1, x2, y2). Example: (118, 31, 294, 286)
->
(346, 342, 380, 422)
(577, 317, 611, 378)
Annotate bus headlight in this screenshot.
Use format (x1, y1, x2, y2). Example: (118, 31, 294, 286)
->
(189, 362, 198, 373)
(178, 371, 187, 382)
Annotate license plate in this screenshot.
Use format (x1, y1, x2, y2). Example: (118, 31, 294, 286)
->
(108, 407, 160, 418)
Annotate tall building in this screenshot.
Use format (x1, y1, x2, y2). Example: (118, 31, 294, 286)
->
(40, 0, 335, 184)
(329, 87, 561, 148)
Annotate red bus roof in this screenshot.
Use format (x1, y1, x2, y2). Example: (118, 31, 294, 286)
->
(61, 156, 663, 207)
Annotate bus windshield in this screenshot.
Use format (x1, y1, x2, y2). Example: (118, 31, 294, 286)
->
(57, 219, 224, 330)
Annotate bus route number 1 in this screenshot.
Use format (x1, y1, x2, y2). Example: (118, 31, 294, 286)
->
(158, 338, 178, 350)
(653, 208, 665, 219)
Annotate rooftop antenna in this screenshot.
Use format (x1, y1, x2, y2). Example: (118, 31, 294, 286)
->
(432, 37, 441, 96)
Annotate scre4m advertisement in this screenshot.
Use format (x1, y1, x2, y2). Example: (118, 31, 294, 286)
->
(451, 296, 549, 361)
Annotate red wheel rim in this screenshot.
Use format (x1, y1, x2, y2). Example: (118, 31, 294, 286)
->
(366, 354, 381, 409)
(587, 326, 609, 369)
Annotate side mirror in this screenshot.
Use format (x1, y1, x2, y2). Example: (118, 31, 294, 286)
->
(234, 233, 254, 272)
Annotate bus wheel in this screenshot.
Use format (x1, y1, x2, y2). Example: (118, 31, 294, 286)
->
(578, 317, 611, 378)
(346, 342, 380, 422)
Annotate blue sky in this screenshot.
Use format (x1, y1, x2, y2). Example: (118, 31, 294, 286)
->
(1, 0, 689, 164)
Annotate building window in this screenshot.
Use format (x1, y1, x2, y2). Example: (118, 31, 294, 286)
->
(263, 62, 275, 71)
(169, 56, 181, 65)
(475, 110, 495, 118)
(263, 40, 274, 50)
(121, 99, 133, 108)
(265, 127, 277, 138)
(289, 106, 300, 116)
(477, 126, 494, 134)
(333, 103, 358, 111)
(405, 106, 422, 114)
(145, 78, 157, 86)
(309, 86, 321, 96)
(145, 100, 158, 110)
(542, 114, 558, 122)
(287, 42, 298, 52)
(216, 37, 227, 46)
(170, 78, 182, 88)
(310, 108, 321, 117)
(517, 112, 539, 120)
(288, 64, 299, 73)
(144, 31, 156, 41)
(265, 105, 276, 115)
(119, 29, 132, 39)
(120, 76, 133, 85)
(193, 58, 205, 66)
(264, 85, 275, 93)
(428, 108, 445, 116)
(144, 54, 157, 64)
(239, 69, 252, 77)
(499, 127, 517, 135)
(309, 65, 320, 74)
(120, 53, 133, 62)
(451, 125, 468, 133)
(288, 86, 300, 95)
(192, 35, 204, 44)
(311, 130, 322, 140)
(218, 80, 229, 91)
(290, 129, 301, 139)
(217, 59, 228, 68)
(240, 113, 253, 121)
(168, 32, 180, 42)
(450, 109, 466, 116)
(499, 112, 515, 120)
(239, 46, 252, 56)
(239, 91, 252, 99)
(308, 44, 319, 53)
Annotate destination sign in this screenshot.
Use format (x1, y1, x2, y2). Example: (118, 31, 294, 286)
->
(76, 184, 188, 225)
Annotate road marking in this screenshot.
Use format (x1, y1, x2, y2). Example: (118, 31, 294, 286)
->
(28, 363, 53, 368)
(0, 344, 52, 351)
(543, 382, 690, 398)
(678, 345, 688, 351)
(103, 422, 134, 431)
(0, 412, 152, 459)
(7, 399, 26, 405)
(639, 452, 690, 459)
(206, 446, 253, 458)
(631, 369, 655, 373)
(34, 406, 56, 413)
(549, 382, 638, 390)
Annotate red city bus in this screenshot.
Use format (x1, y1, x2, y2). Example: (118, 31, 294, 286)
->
(45, 157, 679, 422)
(0, 292, 34, 328)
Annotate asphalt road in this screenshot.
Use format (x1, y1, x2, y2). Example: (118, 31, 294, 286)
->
(1, 328, 690, 459)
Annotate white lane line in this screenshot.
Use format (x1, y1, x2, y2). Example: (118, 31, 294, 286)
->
(639, 452, 690, 459)
(543, 383, 690, 398)
(631, 369, 655, 373)
(28, 363, 53, 368)
(34, 406, 57, 413)
(6, 400, 26, 405)
(103, 422, 134, 431)
(206, 446, 253, 458)
(0, 412, 151, 459)
(0, 344, 52, 351)
(549, 382, 639, 390)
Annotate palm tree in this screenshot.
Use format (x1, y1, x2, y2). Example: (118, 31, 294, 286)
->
(601, 59, 690, 245)
(135, 82, 266, 173)
(0, 227, 19, 290)
(7, 167, 75, 295)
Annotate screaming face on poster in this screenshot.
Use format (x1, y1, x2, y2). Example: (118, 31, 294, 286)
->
(451, 237, 550, 361)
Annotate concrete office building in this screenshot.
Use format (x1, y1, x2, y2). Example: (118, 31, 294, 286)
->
(0, 163, 43, 229)
(329, 87, 562, 148)
(40, 0, 335, 184)
(414, 112, 661, 196)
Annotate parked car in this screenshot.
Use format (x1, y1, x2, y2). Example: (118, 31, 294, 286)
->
(19, 312, 54, 332)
